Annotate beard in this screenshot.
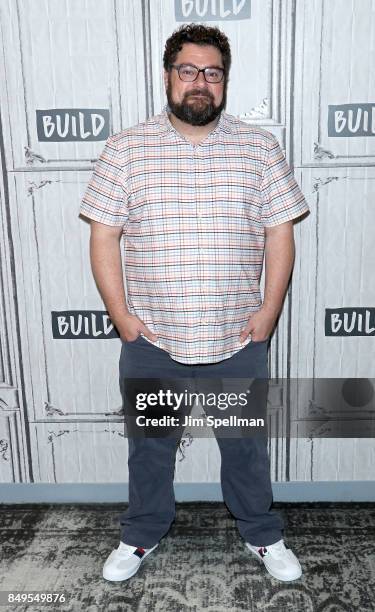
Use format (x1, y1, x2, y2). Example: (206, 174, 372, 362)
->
(166, 78, 227, 126)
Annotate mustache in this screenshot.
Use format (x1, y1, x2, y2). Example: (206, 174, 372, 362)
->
(185, 90, 213, 99)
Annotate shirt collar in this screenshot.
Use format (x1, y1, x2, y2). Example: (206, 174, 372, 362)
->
(157, 103, 234, 140)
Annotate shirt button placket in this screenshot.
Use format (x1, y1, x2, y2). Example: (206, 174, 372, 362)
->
(194, 145, 207, 328)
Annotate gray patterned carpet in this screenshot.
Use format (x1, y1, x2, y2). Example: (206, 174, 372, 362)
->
(0, 502, 374, 611)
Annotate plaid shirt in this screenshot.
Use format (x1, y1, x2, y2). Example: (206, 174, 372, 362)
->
(80, 106, 309, 364)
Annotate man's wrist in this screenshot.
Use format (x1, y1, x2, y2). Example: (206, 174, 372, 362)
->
(108, 307, 131, 327)
(261, 302, 280, 319)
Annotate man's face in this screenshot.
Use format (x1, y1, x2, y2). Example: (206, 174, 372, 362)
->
(164, 43, 227, 126)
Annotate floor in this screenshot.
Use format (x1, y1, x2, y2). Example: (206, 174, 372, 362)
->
(1, 502, 374, 611)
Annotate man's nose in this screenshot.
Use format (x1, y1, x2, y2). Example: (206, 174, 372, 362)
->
(195, 70, 207, 85)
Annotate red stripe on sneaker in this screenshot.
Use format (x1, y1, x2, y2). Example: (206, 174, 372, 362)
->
(134, 547, 146, 558)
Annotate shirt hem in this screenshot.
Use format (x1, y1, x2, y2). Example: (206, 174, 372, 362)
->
(140, 335, 254, 365)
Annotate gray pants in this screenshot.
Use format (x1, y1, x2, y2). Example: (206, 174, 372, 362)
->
(118, 336, 284, 548)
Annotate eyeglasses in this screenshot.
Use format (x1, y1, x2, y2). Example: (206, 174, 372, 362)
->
(169, 63, 225, 83)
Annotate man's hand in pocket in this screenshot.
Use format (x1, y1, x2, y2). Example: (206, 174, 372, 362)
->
(117, 313, 158, 343)
(239, 307, 278, 343)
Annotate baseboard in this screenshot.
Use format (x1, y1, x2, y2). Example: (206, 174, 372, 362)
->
(0, 482, 375, 503)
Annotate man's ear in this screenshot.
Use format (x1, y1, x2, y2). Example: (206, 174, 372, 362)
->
(163, 70, 169, 91)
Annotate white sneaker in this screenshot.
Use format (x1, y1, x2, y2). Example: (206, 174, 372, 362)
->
(246, 538, 302, 582)
(103, 541, 159, 581)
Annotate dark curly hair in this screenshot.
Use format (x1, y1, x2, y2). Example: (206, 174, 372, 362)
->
(163, 23, 231, 78)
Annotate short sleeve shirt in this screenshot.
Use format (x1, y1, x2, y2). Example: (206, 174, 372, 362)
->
(79, 106, 309, 364)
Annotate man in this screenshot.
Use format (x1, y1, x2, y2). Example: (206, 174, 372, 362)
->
(79, 24, 309, 583)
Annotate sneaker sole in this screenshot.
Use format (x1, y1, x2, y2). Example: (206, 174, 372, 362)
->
(103, 543, 159, 582)
(245, 543, 302, 582)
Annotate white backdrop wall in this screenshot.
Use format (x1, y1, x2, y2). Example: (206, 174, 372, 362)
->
(0, 0, 374, 489)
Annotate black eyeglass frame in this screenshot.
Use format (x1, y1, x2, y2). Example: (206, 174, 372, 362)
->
(169, 63, 225, 83)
